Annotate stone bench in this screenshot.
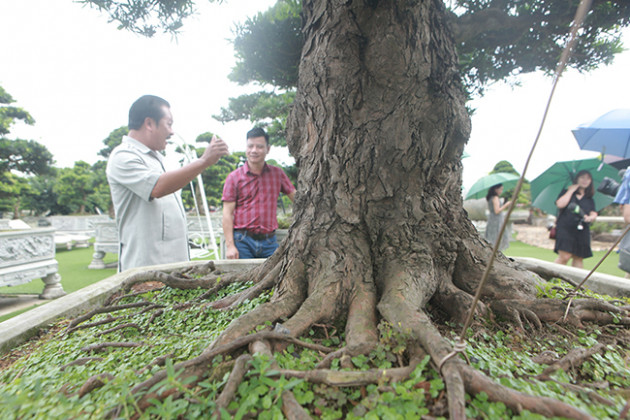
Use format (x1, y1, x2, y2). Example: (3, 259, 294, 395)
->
(89, 218, 222, 269)
(0, 228, 66, 299)
(88, 221, 119, 269)
(37, 215, 110, 251)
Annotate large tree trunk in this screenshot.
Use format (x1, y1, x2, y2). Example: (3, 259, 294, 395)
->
(281, 0, 520, 335)
(115, 1, 629, 418)
(209, 0, 621, 378)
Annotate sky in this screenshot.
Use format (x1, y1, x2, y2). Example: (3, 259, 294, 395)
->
(1, 0, 629, 192)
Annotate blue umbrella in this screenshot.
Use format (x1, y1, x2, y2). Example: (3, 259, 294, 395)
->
(572, 109, 630, 158)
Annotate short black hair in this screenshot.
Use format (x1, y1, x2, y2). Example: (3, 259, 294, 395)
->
(246, 127, 269, 145)
(128, 95, 170, 130)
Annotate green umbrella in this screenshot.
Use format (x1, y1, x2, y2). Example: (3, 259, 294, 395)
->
(530, 158, 621, 215)
(465, 172, 520, 200)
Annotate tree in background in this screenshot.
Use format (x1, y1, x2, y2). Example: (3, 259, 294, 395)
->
(53, 161, 107, 214)
(0, 172, 31, 218)
(0, 85, 34, 136)
(90, 160, 113, 215)
(213, 0, 300, 147)
(22, 169, 72, 216)
(80, 1, 630, 417)
(491, 160, 531, 206)
(0, 86, 54, 217)
(97, 126, 127, 159)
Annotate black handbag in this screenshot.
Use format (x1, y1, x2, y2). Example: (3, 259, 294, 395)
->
(597, 177, 620, 197)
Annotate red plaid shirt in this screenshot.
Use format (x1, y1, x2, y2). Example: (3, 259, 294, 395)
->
(222, 162, 295, 234)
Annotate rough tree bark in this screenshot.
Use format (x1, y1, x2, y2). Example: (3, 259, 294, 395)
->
(113, 1, 630, 418)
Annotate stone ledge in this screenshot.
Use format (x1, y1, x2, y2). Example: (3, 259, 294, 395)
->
(515, 257, 630, 297)
(0, 259, 263, 355)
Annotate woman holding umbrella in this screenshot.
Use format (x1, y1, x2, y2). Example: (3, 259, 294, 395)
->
(485, 184, 512, 251)
(554, 170, 598, 268)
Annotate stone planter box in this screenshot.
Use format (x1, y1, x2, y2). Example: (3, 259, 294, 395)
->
(0, 228, 65, 299)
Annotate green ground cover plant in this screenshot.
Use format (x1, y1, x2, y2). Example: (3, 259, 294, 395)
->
(1, 271, 629, 419)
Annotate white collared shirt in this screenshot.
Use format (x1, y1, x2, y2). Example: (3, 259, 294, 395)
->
(106, 136, 189, 271)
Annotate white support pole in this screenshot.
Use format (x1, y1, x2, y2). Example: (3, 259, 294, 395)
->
(174, 134, 220, 259)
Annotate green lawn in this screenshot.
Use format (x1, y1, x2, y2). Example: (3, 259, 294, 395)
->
(0, 244, 217, 322)
(504, 240, 628, 278)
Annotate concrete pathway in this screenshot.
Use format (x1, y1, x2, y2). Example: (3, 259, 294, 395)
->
(0, 295, 42, 318)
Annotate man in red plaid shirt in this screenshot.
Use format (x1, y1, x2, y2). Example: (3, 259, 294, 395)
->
(222, 127, 296, 259)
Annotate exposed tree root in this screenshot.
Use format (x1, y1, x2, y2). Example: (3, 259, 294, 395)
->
(81, 342, 146, 354)
(96, 322, 141, 337)
(377, 260, 468, 420)
(209, 260, 307, 350)
(490, 298, 630, 330)
(136, 353, 176, 375)
(538, 343, 606, 379)
(120, 270, 219, 293)
(64, 239, 630, 419)
(123, 330, 332, 412)
(64, 315, 123, 336)
(460, 364, 594, 419)
(543, 378, 616, 407)
(249, 339, 313, 420)
(78, 373, 114, 398)
(208, 263, 282, 310)
(65, 302, 153, 332)
(432, 276, 488, 325)
(281, 390, 313, 420)
(107, 288, 164, 306)
(214, 353, 253, 416)
(60, 357, 104, 371)
(146, 308, 164, 325)
(276, 358, 424, 387)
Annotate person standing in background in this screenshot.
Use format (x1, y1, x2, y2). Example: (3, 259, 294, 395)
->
(484, 183, 512, 251)
(222, 127, 296, 259)
(107, 95, 229, 271)
(553, 170, 597, 268)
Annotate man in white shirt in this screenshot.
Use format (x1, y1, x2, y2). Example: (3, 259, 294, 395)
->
(106, 95, 229, 271)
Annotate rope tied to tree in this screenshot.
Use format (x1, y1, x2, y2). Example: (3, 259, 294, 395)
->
(455, 0, 593, 347)
(437, 339, 469, 374)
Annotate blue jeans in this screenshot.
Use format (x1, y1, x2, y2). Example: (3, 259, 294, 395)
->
(234, 231, 279, 259)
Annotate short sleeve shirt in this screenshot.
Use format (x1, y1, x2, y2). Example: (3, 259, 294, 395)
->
(106, 136, 189, 271)
(556, 188, 596, 229)
(222, 162, 295, 234)
(614, 168, 630, 205)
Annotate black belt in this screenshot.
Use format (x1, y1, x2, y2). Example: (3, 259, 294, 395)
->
(235, 229, 276, 240)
